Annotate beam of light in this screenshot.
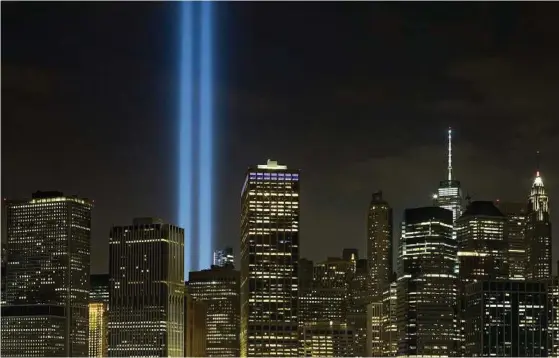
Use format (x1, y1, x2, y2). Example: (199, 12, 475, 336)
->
(198, 1, 213, 271)
(179, 1, 194, 278)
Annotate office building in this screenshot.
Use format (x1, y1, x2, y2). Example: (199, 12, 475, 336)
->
(108, 218, 184, 357)
(434, 128, 463, 223)
(367, 302, 383, 356)
(185, 291, 208, 357)
(213, 247, 234, 267)
(188, 265, 240, 357)
(495, 201, 528, 280)
(1, 245, 6, 305)
(397, 207, 458, 357)
(301, 322, 355, 357)
(464, 280, 550, 356)
(89, 274, 109, 357)
(1, 191, 92, 357)
(240, 160, 300, 357)
(367, 191, 393, 300)
(347, 258, 370, 357)
(550, 270, 559, 357)
(381, 282, 398, 356)
(456, 201, 508, 284)
(526, 167, 552, 281)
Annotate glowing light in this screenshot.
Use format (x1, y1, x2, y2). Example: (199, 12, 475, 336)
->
(179, 1, 194, 276)
(198, 1, 214, 271)
(179, 2, 215, 275)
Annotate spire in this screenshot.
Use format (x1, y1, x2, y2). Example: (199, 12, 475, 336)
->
(536, 150, 540, 177)
(447, 127, 453, 181)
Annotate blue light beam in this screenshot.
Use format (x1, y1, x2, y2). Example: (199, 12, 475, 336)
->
(198, 1, 214, 271)
(179, 1, 194, 278)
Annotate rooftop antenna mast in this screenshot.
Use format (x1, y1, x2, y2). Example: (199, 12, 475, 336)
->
(536, 150, 541, 177)
(447, 127, 453, 181)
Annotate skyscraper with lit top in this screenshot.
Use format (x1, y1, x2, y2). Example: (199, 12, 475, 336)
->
(526, 158, 552, 281)
(434, 128, 463, 223)
(89, 274, 109, 357)
(240, 159, 300, 357)
(1, 191, 93, 357)
(367, 191, 393, 299)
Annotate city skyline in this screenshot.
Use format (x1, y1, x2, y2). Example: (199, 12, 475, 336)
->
(3, 2, 559, 275)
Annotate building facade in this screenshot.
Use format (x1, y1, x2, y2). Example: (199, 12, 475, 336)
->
(367, 191, 393, 299)
(1, 191, 92, 357)
(108, 218, 184, 357)
(188, 265, 240, 357)
(301, 322, 355, 357)
(185, 290, 208, 357)
(397, 207, 459, 357)
(495, 201, 528, 280)
(464, 280, 550, 356)
(526, 169, 552, 281)
(213, 247, 234, 267)
(89, 274, 109, 357)
(240, 160, 300, 357)
(456, 201, 508, 285)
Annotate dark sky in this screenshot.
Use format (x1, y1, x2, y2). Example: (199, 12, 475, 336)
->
(3, 3, 559, 274)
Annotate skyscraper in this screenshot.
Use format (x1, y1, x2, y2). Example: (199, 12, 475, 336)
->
(188, 265, 241, 357)
(1, 191, 93, 357)
(526, 165, 552, 281)
(1, 245, 6, 305)
(397, 207, 459, 357)
(108, 218, 184, 357)
(213, 247, 234, 267)
(240, 159, 300, 357)
(495, 201, 528, 280)
(456, 201, 508, 285)
(347, 258, 370, 357)
(434, 128, 463, 223)
(367, 191, 393, 299)
(89, 274, 109, 357)
(185, 290, 208, 357)
(464, 280, 550, 356)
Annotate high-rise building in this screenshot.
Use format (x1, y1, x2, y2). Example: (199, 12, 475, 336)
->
(550, 270, 559, 357)
(301, 322, 355, 357)
(397, 207, 458, 357)
(456, 201, 508, 285)
(381, 282, 398, 356)
(464, 280, 550, 356)
(347, 258, 370, 357)
(108, 218, 184, 357)
(1, 245, 7, 305)
(89, 274, 109, 357)
(367, 191, 393, 300)
(213, 247, 234, 267)
(185, 291, 208, 357)
(495, 201, 528, 280)
(1, 191, 92, 357)
(300, 257, 352, 333)
(240, 160, 300, 357)
(367, 302, 383, 356)
(526, 166, 552, 281)
(188, 265, 240, 357)
(434, 128, 463, 223)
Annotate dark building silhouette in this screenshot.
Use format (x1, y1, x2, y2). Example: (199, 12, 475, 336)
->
(367, 191, 393, 300)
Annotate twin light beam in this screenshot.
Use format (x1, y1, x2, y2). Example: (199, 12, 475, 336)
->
(178, 1, 214, 276)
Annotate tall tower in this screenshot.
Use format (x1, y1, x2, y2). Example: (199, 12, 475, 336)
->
(397, 207, 458, 357)
(89, 274, 109, 357)
(108, 218, 185, 357)
(240, 160, 300, 357)
(434, 128, 463, 223)
(494, 201, 528, 280)
(526, 154, 552, 280)
(1, 191, 93, 357)
(367, 191, 393, 299)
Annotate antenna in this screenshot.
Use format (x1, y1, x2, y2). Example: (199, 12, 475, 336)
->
(536, 150, 540, 177)
(447, 127, 453, 181)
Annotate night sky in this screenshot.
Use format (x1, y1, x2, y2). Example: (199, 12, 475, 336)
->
(3, 3, 559, 274)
